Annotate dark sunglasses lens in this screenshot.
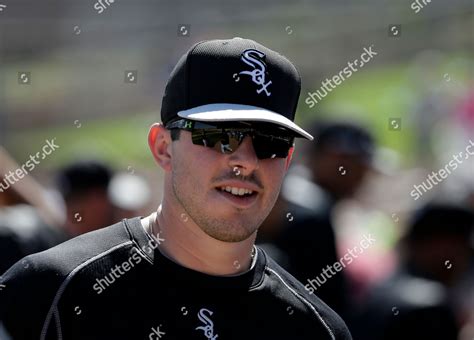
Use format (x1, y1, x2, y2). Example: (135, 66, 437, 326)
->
(192, 129, 242, 154)
(214, 130, 246, 154)
(191, 126, 292, 159)
(253, 134, 292, 159)
(192, 129, 222, 148)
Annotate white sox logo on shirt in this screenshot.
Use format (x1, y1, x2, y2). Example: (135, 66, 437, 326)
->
(239, 49, 272, 97)
(195, 308, 219, 340)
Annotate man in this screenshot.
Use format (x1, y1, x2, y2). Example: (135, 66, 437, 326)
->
(283, 121, 375, 212)
(56, 159, 115, 236)
(0, 38, 351, 339)
(353, 203, 473, 340)
(0, 148, 67, 275)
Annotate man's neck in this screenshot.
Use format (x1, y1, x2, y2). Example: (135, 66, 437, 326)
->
(141, 205, 256, 276)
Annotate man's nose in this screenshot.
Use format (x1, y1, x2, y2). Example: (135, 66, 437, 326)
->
(228, 136, 259, 174)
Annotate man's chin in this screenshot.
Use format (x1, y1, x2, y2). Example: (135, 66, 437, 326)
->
(200, 223, 258, 243)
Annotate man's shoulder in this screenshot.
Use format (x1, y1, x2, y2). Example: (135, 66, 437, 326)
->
(0, 218, 139, 336)
(26, 218, 135, 274)
(261, 250, 352, 339)
(0, 218, 136, 310)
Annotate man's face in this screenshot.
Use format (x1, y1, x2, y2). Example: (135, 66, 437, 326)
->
(168, 129, 288, 243)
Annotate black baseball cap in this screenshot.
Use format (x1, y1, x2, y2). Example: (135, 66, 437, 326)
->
(160, 37, 313, 140)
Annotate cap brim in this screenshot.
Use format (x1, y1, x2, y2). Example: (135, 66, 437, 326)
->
(177, 103, 313, 140)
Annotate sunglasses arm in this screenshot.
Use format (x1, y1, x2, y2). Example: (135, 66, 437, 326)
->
(285, 146, 295, 170)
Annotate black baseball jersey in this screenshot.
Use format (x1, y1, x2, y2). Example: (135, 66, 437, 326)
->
(0, 217, 351, 339)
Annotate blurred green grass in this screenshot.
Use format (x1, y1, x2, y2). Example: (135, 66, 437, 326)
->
(5, 113, 156, 171)
(298, 55, 471, 165)
(299, 65, 418, 164)
(5, 55, 471, 170)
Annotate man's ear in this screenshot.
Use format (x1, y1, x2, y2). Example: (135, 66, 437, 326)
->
(148, 123, 172, 172)
(285, 146, 295, 171)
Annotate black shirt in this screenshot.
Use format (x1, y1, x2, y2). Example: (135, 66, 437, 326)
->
(257, 201, 347, 316)
(0, 217, 351, 340)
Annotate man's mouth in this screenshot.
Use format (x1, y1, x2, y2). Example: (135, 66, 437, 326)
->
(214, 186, 259, 207)
(218, 186, 255, 197)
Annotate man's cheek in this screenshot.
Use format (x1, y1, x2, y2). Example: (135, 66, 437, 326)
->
(267, 167, 286, 193)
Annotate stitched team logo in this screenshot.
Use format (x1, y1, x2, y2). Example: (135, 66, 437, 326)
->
(195, 308, 219, 340)
(239, 49, 272, 97)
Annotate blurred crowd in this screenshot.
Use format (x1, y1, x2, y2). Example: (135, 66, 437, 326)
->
(1, 94, 474, 340)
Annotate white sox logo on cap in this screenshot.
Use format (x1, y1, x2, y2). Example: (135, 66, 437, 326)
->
(239, 49, 272, 97)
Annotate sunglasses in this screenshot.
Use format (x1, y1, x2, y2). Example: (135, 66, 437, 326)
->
(165, 119, 295, 160)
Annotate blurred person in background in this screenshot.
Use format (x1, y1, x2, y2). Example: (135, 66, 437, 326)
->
(401, 204, 473, 289)
(0, 188, 66, 275)
(56, 160, 115, 237)
(466, 186, 474, 210)
(281, 121, 375, 224)
(108, 172, 152, 221)
(0, 147, 66, 275)
(353, 203, 474, 340)
(257, 121, 376, 319)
